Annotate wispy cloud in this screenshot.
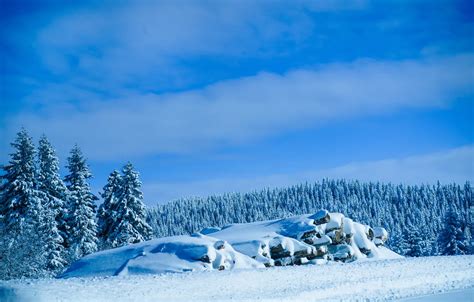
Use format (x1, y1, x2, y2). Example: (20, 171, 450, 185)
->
(32, 1, 324, 88)
(144, 145, 474, 203)
(3, 54, 473, 160)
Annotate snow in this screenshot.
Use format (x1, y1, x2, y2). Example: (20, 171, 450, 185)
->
(2, 256, 473, 302)
(60, 211, 400, 278)
(10, 210, 469, 301)
(399, 287, 474, 301)
(61, 234, 263, 278)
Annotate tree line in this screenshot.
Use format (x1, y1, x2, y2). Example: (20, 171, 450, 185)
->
(0, 129, 151, 280)
(147, 179, 473, 257)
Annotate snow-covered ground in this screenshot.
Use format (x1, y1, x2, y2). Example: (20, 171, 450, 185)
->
(400, 287, 474, 301)
(2, 255, 473, 302)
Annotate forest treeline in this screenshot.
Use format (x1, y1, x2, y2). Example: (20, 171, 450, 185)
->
(147, 179, 473, 256)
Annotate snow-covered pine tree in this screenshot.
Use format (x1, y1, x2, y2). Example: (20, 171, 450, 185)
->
(39, 205, 66, 273)
(387, 227, 408, 256)
(0, 129, 46, 279)
(97, 170, 122, 249)
(404, 223, 430, 257)
(147, 179, 472, 255)
(64, 145, 98, 261)
(37, 135, 68, 271)
(438, 206, 468, 255)
(107, 163, 152, 248)
(463, 225, 473, 255)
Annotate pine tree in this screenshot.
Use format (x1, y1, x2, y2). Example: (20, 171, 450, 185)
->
(37, 135, 68, 271)
(388, 229, 409, 256)
(463, 225, 472, 255)
(39, 205, 66, 272)
(438, 207, 468, 255)
(0, 129, 46, 279)
(97, 170, 122, 249)
(405, 223, 430, 257)
(107, 163, 152, 248)
(468, 206, 474, 254)
(64, 145, 98, 261)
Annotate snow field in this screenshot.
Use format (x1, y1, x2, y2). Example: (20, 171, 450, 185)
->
(2, 255, 473, 302)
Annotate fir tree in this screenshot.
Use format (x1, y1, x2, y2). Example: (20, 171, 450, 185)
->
(438, 207, 468, 255)
(97, 170, 122, 249)
(146, 179, 472, 256)
(0, 129, 46, 279)
(389, 229, 409, 256)
(39, 205, 66, 272)
(463, 225, 472, 255)
(37, 135, 68, 271)
(64, 145, 98, 261)
(405, 224, 430, 257)
(107, 163, 152, 248)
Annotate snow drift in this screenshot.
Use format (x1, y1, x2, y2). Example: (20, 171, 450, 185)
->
(61, 210, 401, 278)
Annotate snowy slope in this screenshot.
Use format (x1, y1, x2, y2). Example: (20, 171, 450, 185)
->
(2, 256, 473, 302)
(60, 211, 399, 278)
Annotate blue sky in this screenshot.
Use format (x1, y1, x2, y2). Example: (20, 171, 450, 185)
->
(1, 0, 473, 204)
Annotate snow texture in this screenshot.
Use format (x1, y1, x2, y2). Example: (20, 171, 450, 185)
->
(2, 256, 473, 302)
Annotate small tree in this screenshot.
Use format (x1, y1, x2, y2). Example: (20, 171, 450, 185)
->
(64, 145, 98, 261)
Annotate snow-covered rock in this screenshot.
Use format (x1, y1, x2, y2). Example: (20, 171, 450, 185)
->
(61, 210, 401, 278)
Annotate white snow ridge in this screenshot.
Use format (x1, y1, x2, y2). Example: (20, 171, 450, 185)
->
(61, 210, 399, 278)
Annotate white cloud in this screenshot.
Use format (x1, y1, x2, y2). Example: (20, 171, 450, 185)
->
(34, 1, 319, 83)
(143, 145, 474, 204)
(2, 54, 473, 161)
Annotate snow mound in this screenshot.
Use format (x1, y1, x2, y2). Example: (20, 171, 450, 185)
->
(61, 210, 401, 278)
(210, 212, 401, 266)
(61, 234, 263, 278)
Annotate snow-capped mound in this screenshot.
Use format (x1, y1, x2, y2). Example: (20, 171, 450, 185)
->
(61, 234, 263, 278)
(61, 210, 400, 278)
(210, 212, 401, 266)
